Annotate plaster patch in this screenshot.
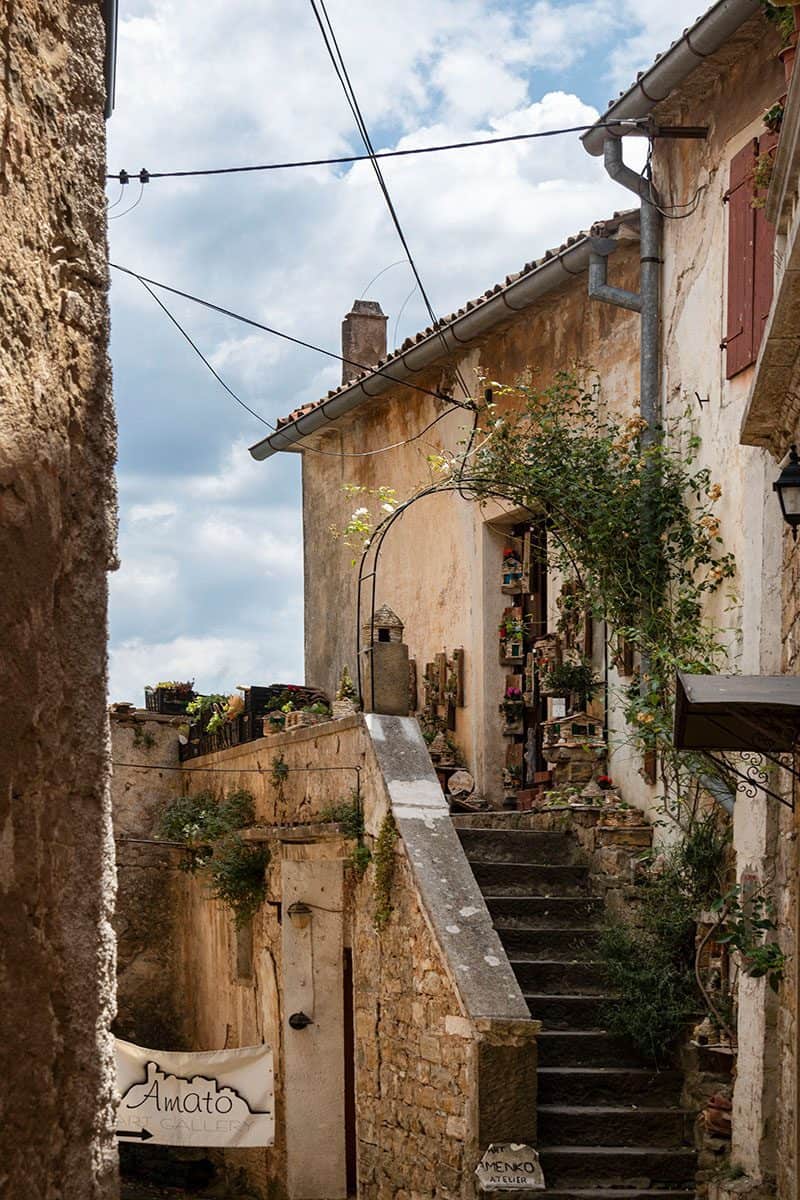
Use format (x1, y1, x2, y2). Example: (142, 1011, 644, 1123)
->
(445, 925, 461, 934)
(484, 955, 501, 967)
(459, 906, 480, 918)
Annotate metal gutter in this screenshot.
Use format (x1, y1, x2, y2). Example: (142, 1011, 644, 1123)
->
(103, 0, 118, 119)
(249, 220, 639, 460)
(581, 0, 760, 157)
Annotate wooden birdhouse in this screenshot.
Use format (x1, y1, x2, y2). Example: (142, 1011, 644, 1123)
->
(501, 548, 525, 594)
(361, 605, 409, 715)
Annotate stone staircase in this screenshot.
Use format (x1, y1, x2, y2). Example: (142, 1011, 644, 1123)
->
(454, 814, 696, 1200)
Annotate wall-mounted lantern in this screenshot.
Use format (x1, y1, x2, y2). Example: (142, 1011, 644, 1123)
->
(773, 445, 800, 540)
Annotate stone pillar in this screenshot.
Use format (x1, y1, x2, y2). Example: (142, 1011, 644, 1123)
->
(341, 300, 387, 383)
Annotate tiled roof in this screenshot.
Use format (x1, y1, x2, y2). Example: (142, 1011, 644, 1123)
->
(276, 209, 637, 430)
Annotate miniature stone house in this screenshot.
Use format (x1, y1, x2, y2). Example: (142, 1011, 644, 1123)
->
(361, 605, 410, 716)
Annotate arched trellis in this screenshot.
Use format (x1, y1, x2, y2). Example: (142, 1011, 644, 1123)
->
(353, 472, 586, 710)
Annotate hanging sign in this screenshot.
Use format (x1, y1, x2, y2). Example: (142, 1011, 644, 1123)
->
(475, 1144, 545, 1191)
(115, 1038, 274, 1147)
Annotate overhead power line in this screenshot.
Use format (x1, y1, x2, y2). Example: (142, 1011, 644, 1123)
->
(107, 120, 646, 184)
(128, 271, 461, 457)
(110, 262, 465, 408)
(307, 0, 473, 404)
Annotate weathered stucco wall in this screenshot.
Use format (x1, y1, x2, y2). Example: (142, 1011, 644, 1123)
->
(0, 3, 118, 1196)
(649, 21, 788, 1192)
(111, 712, 187, 1049)
(301, 248, 641, 802)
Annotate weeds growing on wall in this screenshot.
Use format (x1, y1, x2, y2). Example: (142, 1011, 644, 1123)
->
(321, 794, 372, 876)
(373, 813, 398, 930)
(158, 788, 268, 926)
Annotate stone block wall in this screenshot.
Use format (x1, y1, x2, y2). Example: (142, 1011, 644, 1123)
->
(0, 2, 117, 1195)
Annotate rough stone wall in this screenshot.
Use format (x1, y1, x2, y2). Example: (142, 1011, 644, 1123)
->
(0, 2, 118, 1197)
(352, 845, 473, 1200)
(111, 713, 186, 1049)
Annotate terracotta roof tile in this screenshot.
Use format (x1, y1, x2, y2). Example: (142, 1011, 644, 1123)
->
(275, 208, 638, 430)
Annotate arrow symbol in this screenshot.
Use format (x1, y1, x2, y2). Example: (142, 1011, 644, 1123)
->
(116, 1129, 154, 1141)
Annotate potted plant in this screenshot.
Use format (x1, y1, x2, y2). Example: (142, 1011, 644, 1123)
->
(500, 685, 525, 734)
(499, 615, 525, 663)
(764, 100, 785, 135)
(539, 659, 599, 709)
(761, 1, 799, 82)
(145, 679, 196, 715)
(332, 665, 360, 718)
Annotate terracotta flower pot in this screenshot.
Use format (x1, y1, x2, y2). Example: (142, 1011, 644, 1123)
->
(779, 32, 798, 86)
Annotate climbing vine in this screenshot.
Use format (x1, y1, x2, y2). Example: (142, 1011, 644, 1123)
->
(158, 788, 269, 927)
(373, 812, 398, 930)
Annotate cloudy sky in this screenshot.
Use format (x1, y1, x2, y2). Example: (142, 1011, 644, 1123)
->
(107, 0, 705, 702)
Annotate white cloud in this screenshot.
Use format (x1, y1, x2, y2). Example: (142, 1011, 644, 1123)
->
(108, 0, 708, 703)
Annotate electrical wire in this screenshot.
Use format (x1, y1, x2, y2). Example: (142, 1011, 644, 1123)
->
(106, 120, 647, 184)
(393, 283, 419, 350)
(110, 262, 466, 409)
(109, 182, 145, 220)
(359, 259, 408, 298)
(127, 266, 465, 458)
(307, 0, 473, 405)
(106, 184, 126, 212)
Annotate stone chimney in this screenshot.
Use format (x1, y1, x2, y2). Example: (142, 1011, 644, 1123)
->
(341, 299, 388, 384)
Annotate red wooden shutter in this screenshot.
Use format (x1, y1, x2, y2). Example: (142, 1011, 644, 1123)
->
(725, 139, 758, 379)
(754, 130, 777, 351)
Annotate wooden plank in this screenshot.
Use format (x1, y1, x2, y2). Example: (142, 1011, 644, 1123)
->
(725, 139, 758, 379)
(754, 129, 778, 353)
(452, 647, 465, 706)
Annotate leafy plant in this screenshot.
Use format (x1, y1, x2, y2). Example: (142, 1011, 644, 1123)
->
(540, 658, 599, 708)
(599, 813, 730, 1064)
(349, 842, 372, 877)
(303, 702, 331, 716)
(752, 148, 777, 208)
(271, 753, 289, 790)
(207, 836, 270, 929)
(373, 813, 398, 930)
(158, 788, 267, 925)
(764, 101, 785, 134)
(132, 725, 156, 751)
(154, 680, 194, 695)
(712, 883, 787, 992)
(759, 0, 795, 44)
(336, 665, 358, 702)
(320, 795, 364, 839)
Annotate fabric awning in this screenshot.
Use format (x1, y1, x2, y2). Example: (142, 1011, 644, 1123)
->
(674, 672, 800, 752)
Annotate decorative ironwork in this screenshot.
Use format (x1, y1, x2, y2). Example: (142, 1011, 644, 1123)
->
(702, 748, 796, 811)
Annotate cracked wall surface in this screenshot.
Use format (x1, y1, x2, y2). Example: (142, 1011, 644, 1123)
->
(0, 2, 118, 1194)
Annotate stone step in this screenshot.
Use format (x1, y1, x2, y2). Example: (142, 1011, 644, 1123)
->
(538, 1068, 683, 1107)
(525, 992, 611, 1029)
(537, 1105, 692, 1148)
(510, 959, 607, 994)
(457, 827, 578, 864)
(538, 1146, 696, 1189)
(486, 896, 603, 927)
(535, 1193, 695, 1200)
(536, 1031, 644, 1069)
(471, 861, 590, 896)
(496, 926, 600, 959)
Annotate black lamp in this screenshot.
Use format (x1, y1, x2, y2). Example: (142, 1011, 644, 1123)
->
(774, 445, 800, 540)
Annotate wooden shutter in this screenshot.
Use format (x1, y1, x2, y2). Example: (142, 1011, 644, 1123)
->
(754, 130, 777, 351)
(725, 139, 758, 379)
(725, 135, 777, 379)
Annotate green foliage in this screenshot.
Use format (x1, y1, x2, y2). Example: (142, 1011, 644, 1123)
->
(336, 664, 358, 702)
(434, 371, 734, 805)
(207, 836, 270, 929)
(320, 794, 364, 838)
(132, 725, 156, 751)
(540, 658, 599, 708)
(185, 693, 227, 729)
(271, 753, 289, 787)
(760, 0, 795, 43)
(764, 101, 785, 134)
(713, 883, 787, 993)
(303, 702, 331, 716)
(599, 814, 729, 1064)
(158, 788, 265, 925)
(349, 842, 372, 877)
(373, 813, 398, 930)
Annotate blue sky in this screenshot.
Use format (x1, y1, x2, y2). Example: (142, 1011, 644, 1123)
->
(107, 0, 706, 702)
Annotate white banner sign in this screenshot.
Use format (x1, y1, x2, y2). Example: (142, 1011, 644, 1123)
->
(115, 1038, 274, 1147)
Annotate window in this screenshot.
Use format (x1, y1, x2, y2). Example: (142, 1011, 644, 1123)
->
(724, 133, 777, 379)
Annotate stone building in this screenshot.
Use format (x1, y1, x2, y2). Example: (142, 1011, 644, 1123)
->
(0, 2, 119, 1196)
(244, 3, 798, 1198)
